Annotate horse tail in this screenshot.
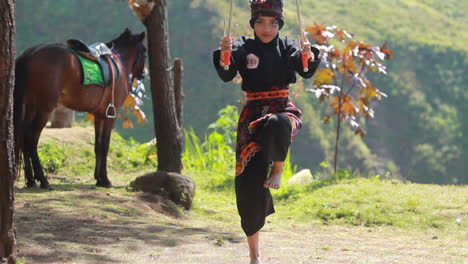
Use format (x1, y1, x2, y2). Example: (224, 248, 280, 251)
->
(13, 53, 28, 179)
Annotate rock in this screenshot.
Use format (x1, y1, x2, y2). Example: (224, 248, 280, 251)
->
(130, 171, 196, 210)
(288, 169, 313, 186)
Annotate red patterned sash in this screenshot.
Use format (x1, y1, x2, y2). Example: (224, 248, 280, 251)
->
(246, 89, 289, 101)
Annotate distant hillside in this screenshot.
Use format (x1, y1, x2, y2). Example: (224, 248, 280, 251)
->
(191, 0, 468, 184)
(15, 0, 468, 184)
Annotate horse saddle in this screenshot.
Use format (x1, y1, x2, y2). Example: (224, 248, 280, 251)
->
(67, 39, 120, 86)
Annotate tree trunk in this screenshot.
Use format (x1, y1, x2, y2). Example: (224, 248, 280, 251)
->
(51, 105, 74, 128)
(173, 58, 184, 130)
(0, 0, 17, 263)
(333, 97, 342, 177)
(144, 0, 183, 173)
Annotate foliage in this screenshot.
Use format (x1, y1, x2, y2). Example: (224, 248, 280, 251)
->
(38, 141, 68, 174)
(107, 133, 157, 172)
(120, 81, 148, 129)
(33, 126, 468, 232)
(282, 150, 297, 180)
(36, 129, 156, 180)
(306, 23, 392, 174)
(183, 106, 237, 178)
(207, 105, 238, 147)
(195, 0, 468, 184)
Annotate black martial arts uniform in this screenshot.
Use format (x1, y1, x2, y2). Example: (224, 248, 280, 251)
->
(213, 33, 320, 236)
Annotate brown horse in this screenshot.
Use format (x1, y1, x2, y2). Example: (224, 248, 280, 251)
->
(14, 29, 147, 188)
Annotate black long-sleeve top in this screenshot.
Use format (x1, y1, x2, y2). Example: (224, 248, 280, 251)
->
(213, 34, 320, 92)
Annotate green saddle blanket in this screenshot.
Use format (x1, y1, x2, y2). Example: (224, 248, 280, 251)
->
(69, 49, 105, 86)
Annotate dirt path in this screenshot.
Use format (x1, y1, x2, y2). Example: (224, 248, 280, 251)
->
(14, 187, 466, 264)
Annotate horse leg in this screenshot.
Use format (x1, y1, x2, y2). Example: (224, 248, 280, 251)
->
(23, 146, 36, 187)
(94, 117, 115, 187)
(29, 113, 51, 189)
(24, 156, 35, 187)
(21, 120, 36, 187)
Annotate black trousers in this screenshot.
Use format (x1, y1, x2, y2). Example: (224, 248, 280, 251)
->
(235, 114, 292, 236)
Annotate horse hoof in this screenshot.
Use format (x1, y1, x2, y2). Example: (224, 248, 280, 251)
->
(25, 181, 37, 188)
(96, 181, 112, 188)
(40, 183, 52, 190)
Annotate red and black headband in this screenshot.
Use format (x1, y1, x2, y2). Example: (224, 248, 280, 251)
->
(249, 0, 285, 29)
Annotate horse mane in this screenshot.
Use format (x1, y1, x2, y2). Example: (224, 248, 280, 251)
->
(106, 28, 145, 49)
(107, 28, 132, 48)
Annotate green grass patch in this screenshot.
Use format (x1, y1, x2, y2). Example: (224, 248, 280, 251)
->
(191, 174, 467, 231)
(35, 126, 156, 185)
(184, 168, 466, 235)
(31, 121, 467, 233)
(271, 178, 467, 231)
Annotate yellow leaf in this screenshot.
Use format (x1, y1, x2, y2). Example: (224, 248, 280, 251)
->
(342, 100, 357, 116)
(330, 96, 341, 114)
(305, 23, 328, 45)
(338, 54, 358, 74)
(122, 119, 134, 129)
(313, 68, 334, 86)
(345, 41, 358, 54)
(84, 114, 94, 124)
(124, 94, 137, 109)
(134, 108, 147, 126)
(360, 81, 381, 100)
(321, 115, 331, 123)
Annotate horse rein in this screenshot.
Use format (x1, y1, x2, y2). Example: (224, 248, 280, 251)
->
(113, 43, 146, 94)
(88, 42, 145, 119)
(90, 50, 126, 118)
(104, 55, 117, 118)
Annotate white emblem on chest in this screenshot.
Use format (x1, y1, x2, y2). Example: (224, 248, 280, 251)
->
(246, 53, 259, 69)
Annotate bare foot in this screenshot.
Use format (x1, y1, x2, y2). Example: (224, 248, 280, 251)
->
(264, 161, 284, 189)
(250, 257, 262, 264)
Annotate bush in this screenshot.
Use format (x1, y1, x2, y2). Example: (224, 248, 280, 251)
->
(38, 141, 68, 173)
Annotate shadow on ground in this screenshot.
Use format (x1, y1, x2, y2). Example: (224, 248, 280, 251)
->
(15, 184, 242, 264)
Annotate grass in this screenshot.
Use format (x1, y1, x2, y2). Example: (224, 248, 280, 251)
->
(30, 124, 467, 234)
(36, 125, 156, 186)
(273, 178, 467, 230)
(192, 174, 467, 233)
(13, 125, 467, 263)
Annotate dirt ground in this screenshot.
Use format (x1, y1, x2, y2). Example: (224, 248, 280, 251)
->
(14, 187, 467, 264)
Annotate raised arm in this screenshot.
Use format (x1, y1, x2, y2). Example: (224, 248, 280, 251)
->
(288, 36, 321, 79)
(213, 36, 244, 82)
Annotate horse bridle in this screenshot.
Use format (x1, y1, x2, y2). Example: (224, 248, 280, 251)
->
(112, 42, 146, 94)
(129, 43, 146, 93)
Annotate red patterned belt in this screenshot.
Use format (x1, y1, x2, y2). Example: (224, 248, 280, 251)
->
(246, 89, 289, 101)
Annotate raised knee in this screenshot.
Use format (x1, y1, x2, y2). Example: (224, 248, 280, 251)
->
(264, 114, 291, 132)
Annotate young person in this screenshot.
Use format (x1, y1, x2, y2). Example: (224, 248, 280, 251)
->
(212, 0, 320, 263)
